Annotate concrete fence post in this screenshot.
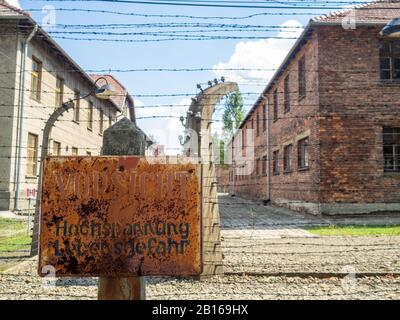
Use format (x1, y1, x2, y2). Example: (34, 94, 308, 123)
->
(31, 102, 75, 256)
(184, 82, 239, 278)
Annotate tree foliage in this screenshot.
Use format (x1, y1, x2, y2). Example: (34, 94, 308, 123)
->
(222, 90, 244, 139)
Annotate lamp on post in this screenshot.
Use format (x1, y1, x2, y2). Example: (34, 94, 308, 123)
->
(381, 17, 400, 37)
(30, 77, 117, 256)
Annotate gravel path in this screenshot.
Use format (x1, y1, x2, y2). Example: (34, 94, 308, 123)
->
(1, 231, 399, 300)
(221, 234, 400, 274)
(1, 259, 399, 300)
(1, 196, 400, 300)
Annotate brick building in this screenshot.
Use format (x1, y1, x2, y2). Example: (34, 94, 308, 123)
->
(227, 1, 400, 215)
(0, 2, 140, 212)
(90, 74, 136, 122)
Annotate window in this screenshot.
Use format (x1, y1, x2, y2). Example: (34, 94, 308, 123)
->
(73, 90, 80, 122)
(109, 115, 113, 128)
(241, 127, 246, 157)
(380, 40, 400, 81)
(26, 133, 38, 177)
(298, 137, 309, 169)
(87, 101, 93, 130)
(273, 150, 279, 175)
(256, 158, 260, 176)
(298, 56, 306, 99)
(71, 147, 78, 156)
(383, 127, 400, 172)
(273, 90, 278, 121)
(262, 155, 268, 176)
(284, 75, 290, 113)
(86, 151, 92, 156)
(263, 104, 267, 131)
(55, 76, 64, 108)
(31, 57, 42, 101)
(99, 109, 104, 134)
(283, 144, 293, 172)
(53, 141, 61, 156)
(256, 112, 260, 136)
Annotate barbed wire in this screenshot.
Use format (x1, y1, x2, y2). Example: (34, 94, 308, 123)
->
(0, 66, 396, 74)
(27, 0, 372, 10)
(16, 5, 384, 20)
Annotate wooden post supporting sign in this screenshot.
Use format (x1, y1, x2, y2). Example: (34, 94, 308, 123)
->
(98, 118, 147, 300)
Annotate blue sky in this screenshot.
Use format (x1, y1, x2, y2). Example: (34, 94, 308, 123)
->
(12, 0, 349, 153)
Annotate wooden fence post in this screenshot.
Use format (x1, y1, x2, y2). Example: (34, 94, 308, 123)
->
(98, 117, 146, 300)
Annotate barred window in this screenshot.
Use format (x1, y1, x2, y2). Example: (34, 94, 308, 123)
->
(26, 133, 38, 177)
(263, 104, 267, 131)
(298, 56, 306, 99)
(284, 75, 290, 113)
(284, 144, 293, 172)
(87, 101, 93, 130)
(55, 76, 64, 108)
(380, 41, 400, 81)
(73, 90, 80, 123)
(31, 57, 42, 101)
(262, 155, 268, 176)
(273, 90, 278, 122)
(298, 137, 309, 169)
(383, 127, 400, 172)
(241, 127, 246, 157)
(256, 158, 260, 176)
(273, 150, 279, 175)
(53, 141, 61, 156)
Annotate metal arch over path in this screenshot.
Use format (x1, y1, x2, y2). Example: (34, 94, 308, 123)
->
(184, 81, 239, 277)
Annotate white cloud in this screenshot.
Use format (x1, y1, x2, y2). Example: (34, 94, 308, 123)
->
(213, 20, 304, 86)
(5, 0, 21, 8)
(135, 98, 191, 155)
(134, 20, 304, 155)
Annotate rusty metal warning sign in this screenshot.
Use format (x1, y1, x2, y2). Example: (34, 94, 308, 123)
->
(38, 156, 201, 277)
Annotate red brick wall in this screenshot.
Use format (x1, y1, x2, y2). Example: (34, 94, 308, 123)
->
(268, 32, 321, 205)
(225, 25, 400, 213)
(231, 103, 269, 200)
(317, 25, 400, 204)
(229, 32, 321, 205)
(216, 165, 230, 193)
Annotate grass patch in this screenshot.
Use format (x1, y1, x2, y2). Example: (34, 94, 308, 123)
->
(0, 218, 30, 252)
(0, 218, 26, 232)
(0, 233, 31, 252)
(307, 224, 400, 236)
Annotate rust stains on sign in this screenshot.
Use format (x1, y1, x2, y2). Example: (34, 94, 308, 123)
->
(38, 156, 201, 277)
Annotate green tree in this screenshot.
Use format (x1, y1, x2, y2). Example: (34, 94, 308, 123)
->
(222, 90, 244, 139)
(215, 91, 244, 166)
(213, 133, 225, 165)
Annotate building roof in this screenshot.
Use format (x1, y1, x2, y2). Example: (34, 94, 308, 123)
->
(0, 1, 121, 112)
(90, 74, 136, 122)
(234, 0, 400, 134)
(0, 0, 29, 18)
(90, 74, 132, 109)
(313, 0, 400, 24)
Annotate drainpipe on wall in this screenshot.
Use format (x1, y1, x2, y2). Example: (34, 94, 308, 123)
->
(231, 137, 235, 196)
(13, 25, 38, 212)
(265, 97, 272, 202)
